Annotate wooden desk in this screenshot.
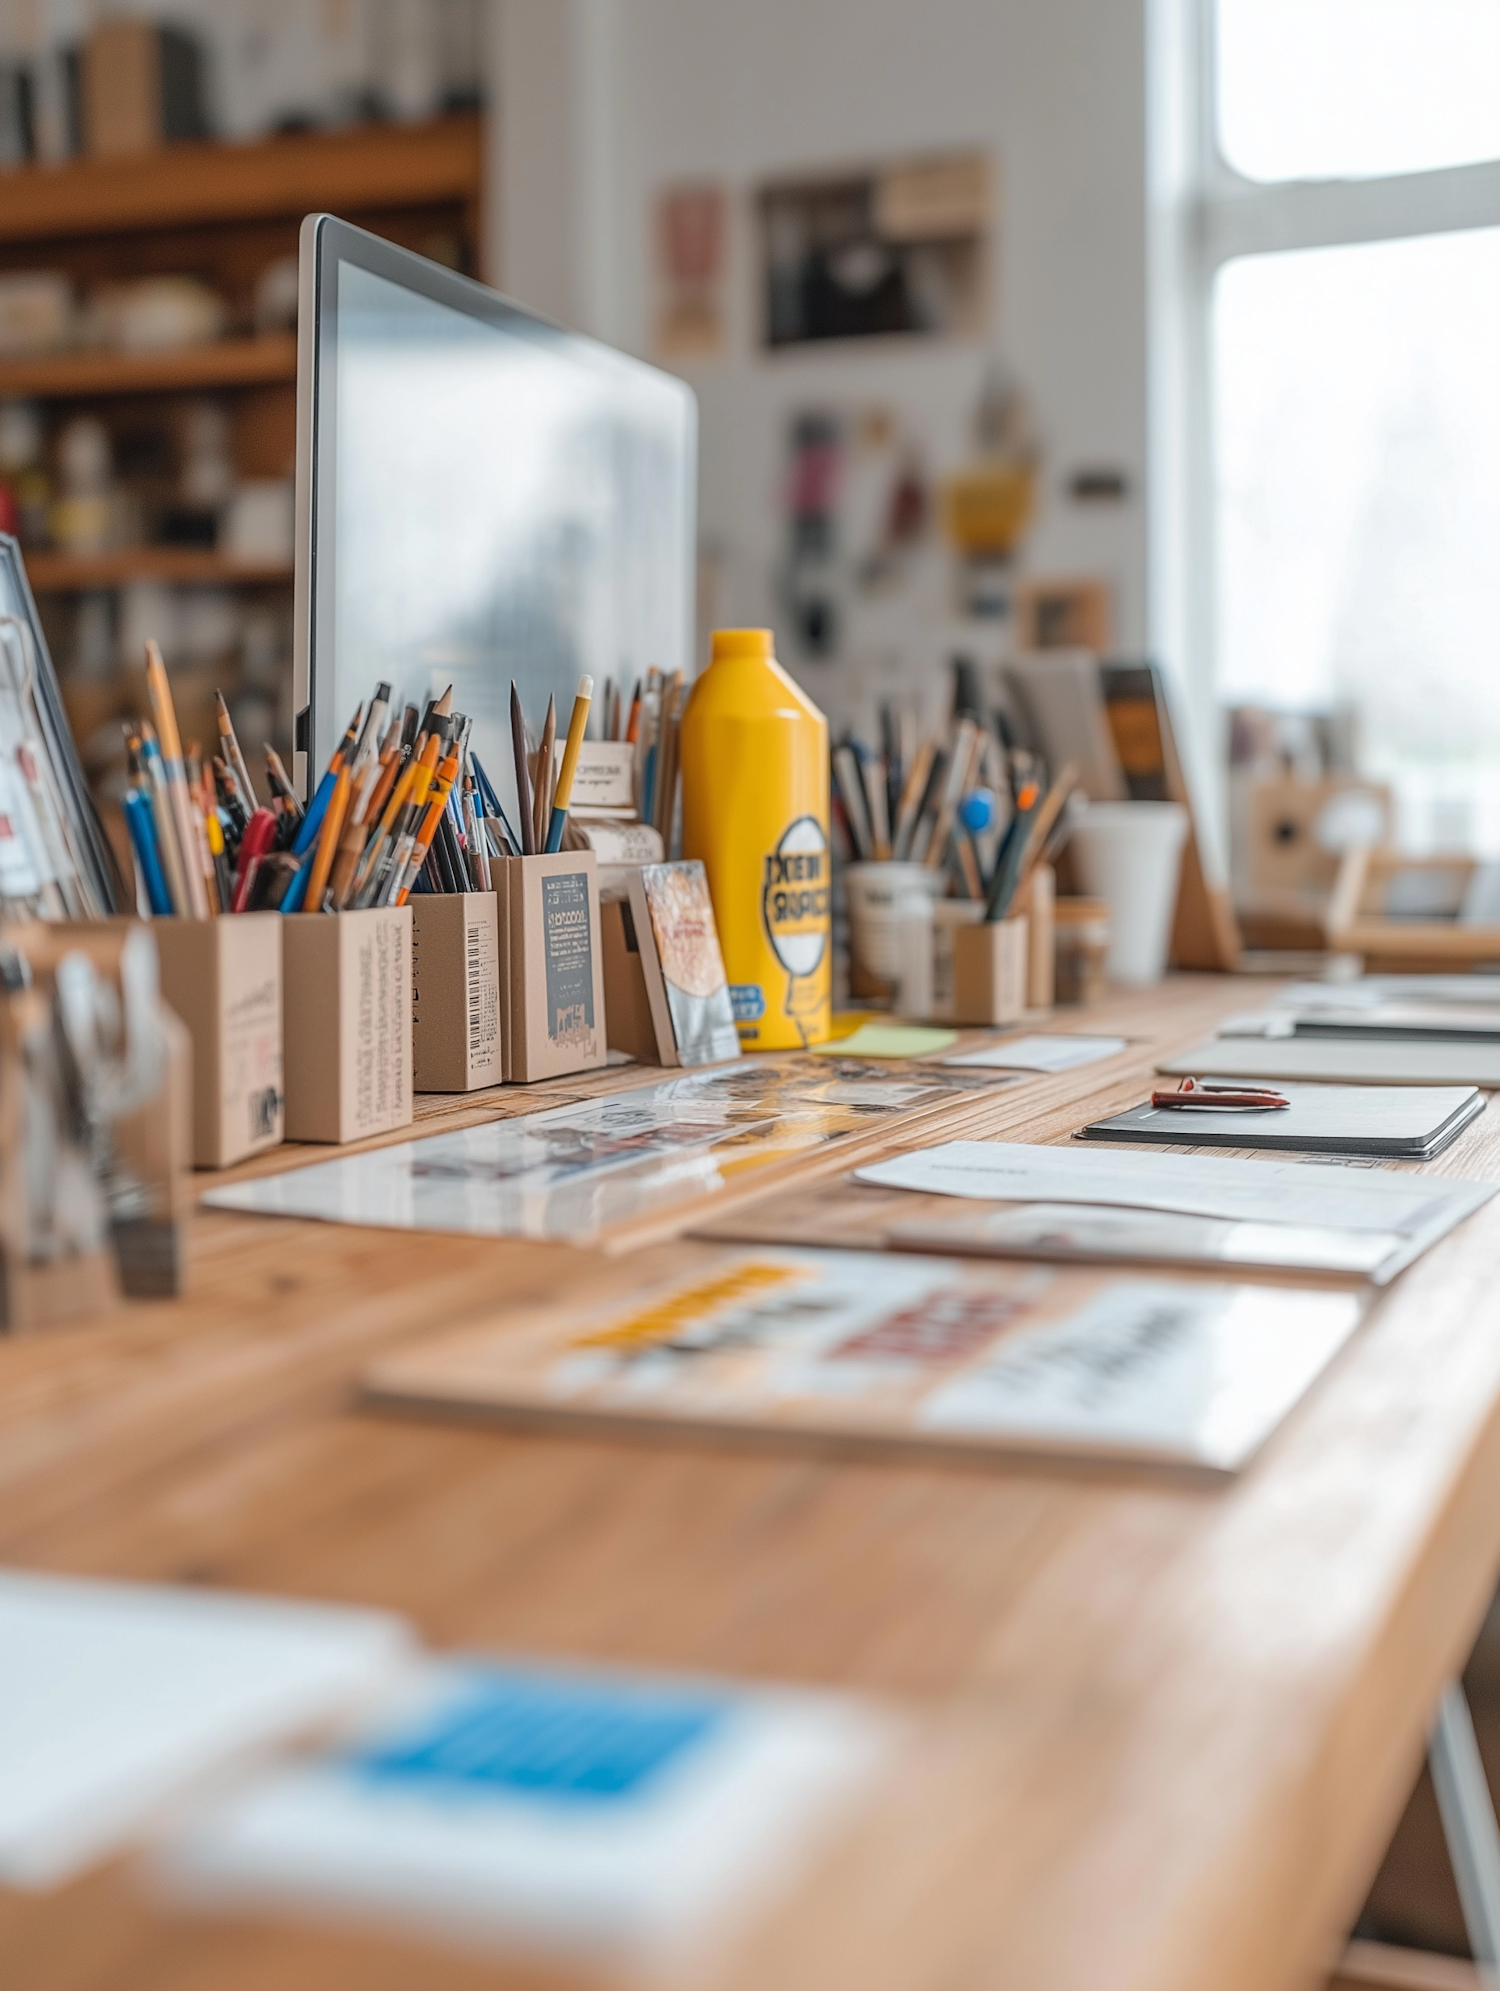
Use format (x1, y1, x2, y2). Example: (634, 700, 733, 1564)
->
(4, 975, 1500, 1991)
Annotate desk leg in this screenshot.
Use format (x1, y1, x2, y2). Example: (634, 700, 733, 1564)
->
(1431, 1681, 1500, 1972)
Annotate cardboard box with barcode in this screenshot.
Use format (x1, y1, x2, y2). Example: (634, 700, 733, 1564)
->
(411, 892, 500, 1094)
(153, 911, 283, 1168)
(495, 851, 607, 1082)
(282, 907, 412, 1144)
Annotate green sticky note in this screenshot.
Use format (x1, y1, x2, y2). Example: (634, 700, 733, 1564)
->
(813, 1023, 959, 1060)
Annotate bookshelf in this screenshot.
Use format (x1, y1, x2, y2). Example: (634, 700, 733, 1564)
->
(0, 114, 484, 827)
(0, 334, 297, 401)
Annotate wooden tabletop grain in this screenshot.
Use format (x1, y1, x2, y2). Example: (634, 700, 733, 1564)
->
(4, 974, 1499, 1991)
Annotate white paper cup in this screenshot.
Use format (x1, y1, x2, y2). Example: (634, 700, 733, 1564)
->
(1067, 802, 1188, 986)
(844, 862, 946, 988)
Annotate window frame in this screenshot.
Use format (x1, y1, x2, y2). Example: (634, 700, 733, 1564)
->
(1154, 0, 1500, 840)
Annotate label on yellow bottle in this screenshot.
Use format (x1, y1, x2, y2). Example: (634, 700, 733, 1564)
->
(759, 815, 830, 1033)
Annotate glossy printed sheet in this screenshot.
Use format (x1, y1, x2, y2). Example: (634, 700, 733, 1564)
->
(364, 1249, 1365, 1475)
(203, 1059, 1013, 1242)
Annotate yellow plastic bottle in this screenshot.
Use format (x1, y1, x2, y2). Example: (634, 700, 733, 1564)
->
(680, 628, 831, 1049)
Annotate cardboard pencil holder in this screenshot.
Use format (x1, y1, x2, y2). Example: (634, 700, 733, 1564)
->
(152, 911, 284, 1169)
(411, 892, 501, 1094)
(1020, 863, 1055, 1012)
(282, 906, 412, 1144)
(599, 893, 659, 1064)
(952, 915, 1029, 1027)
(495, 851, 607, 1083)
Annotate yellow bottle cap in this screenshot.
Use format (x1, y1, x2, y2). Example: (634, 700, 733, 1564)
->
(711, 627, 775, 662)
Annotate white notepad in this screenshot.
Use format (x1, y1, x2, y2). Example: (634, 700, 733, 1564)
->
(0, 1570, 412, 1888)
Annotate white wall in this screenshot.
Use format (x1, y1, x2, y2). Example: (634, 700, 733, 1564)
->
(493, 0, 1149, 734)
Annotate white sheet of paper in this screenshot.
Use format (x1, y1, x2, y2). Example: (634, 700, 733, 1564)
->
(0, 1570, 413, 1889)
(944, 1035, 1128, 1073)
(920, 1279, 1361, 1470)
(856, 1142, 1493, 1279)
(158, 1659, 895, 1964)
(890, 1204, 1403, 1277)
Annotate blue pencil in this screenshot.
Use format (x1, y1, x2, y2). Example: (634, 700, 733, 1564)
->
(123, 788, 172, 915)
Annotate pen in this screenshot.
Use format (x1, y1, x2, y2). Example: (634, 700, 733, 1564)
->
(545, 674, 593, 852)
(1149, 1079, 1290, 1111)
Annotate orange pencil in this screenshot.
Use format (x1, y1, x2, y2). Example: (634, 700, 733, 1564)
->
(395, 747, 460, 904)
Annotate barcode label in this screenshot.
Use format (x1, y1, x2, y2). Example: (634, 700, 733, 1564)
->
(467, 912, 499, 1073)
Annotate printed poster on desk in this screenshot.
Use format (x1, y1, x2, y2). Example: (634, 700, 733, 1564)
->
(628, 860, 740, 1068)
(364, 1248, 1365, 1475)
(203, 1057, 1015, 1244)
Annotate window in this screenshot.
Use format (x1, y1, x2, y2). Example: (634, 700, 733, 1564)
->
(1187, 0, 1500, 851)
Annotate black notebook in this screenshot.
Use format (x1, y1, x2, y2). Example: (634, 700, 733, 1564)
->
(1078, 1081, 1485, 1161)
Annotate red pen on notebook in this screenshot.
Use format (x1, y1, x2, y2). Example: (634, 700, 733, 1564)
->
(1149, 1077, 1290, 1111)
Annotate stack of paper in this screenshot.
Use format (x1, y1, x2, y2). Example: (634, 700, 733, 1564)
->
(854, 1142, 1493, 1282)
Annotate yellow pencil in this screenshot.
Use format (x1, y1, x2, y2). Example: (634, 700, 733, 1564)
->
(544, 674, 594, 851)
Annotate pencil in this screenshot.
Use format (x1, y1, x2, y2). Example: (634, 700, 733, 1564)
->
(532, 694, 556, 854)
(215, 691, 258, 812)
(146, 641, 210, 918)
(511, 680, 536, 855)
(545, 674, 593, 852)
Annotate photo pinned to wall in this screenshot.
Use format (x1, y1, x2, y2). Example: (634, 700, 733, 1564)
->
(779, 405, 937, 664)
(759, 151, 990, 349)
(655, 182, 728, 361)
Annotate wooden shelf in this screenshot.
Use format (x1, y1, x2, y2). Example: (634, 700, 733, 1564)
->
(0, 113, 483, 245)
(0, 334, 297, 400)
(25, 549, 292, 591)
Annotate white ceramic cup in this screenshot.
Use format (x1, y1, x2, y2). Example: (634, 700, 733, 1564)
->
(1067, 802, 1188, 986)
(844, 862, 946, 986)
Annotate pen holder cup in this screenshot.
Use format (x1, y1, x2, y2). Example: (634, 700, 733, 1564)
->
(411, 892, 501, 1093)
(844, 862, 946, 1002)
(153, 911, 284, 1168)
(282, 906, 412, 1143)
(495, 852, 607, 1083)
(951, 915, 1029, 1028)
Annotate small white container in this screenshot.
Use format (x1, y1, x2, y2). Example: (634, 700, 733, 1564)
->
(1068, 802, 1188, 986)
(844, 862, 946, 994)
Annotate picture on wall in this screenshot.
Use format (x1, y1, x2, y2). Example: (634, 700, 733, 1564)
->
(758, 151, 989, 349)
(655, 182, 728, 360)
